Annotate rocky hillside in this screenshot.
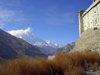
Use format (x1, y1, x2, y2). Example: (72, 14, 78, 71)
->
(57, 42, 75, 53)
(0, 29, 47, 60)
(70, 28, 100, 52)
(37, 45, 57, 56)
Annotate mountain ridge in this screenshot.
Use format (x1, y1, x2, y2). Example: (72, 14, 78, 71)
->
(0, 29, 47, 60)
(8, 29, 65, 55)
(8, 29, 64, 48)
(57, 42, 75, 53)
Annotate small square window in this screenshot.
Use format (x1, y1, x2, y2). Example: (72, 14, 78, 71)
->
(94, 27, 98, 30)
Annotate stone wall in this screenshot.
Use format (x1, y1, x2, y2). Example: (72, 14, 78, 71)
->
(79, 0, 100, 37)
(83, 2, 100, 32)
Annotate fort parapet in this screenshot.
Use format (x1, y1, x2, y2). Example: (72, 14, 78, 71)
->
(78, 0, 100, 37)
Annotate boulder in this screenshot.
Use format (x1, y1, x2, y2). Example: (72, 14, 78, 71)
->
(84, 69, 100, 75)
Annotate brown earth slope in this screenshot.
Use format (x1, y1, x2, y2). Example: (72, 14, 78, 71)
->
(0, 29, 47, 59)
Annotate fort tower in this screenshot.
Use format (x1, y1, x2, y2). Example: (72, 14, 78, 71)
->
(78, 0, 100, 37)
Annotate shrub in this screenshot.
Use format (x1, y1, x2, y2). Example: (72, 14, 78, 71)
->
(64, 66, 83, 75)
(89, 61, 99, 71)
(0, 51, 100, 75)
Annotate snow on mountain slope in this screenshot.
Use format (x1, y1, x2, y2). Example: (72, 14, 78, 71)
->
(46, 41, 64, 48)
(8, 27, 64, 48)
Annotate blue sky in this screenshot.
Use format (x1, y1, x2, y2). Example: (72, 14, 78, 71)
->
(0, 0, 92, 45)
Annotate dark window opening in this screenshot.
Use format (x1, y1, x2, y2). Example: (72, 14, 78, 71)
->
(94, 27, 98, 30)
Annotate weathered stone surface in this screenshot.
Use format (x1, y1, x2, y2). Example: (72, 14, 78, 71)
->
(70, 28, 100, 52)
(84, 70, 100, 75)
(83, 66, 100, 75)
(78, 0, 100, 37)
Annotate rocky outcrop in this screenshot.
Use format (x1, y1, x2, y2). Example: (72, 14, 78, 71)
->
(70, 28, 100, 52)
(57, 42, 75, 53)
(37, 45, 57, 56)
(84, 70, 100, 75)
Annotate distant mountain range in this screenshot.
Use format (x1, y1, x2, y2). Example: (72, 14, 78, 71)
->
(0, 29, 47, 60)
(7, 28, 75, 55)
(8, 30, 64, 48)
(56, 42, 75, 53)
(8, 29, 64, 55)
(36, 45, 57, 56)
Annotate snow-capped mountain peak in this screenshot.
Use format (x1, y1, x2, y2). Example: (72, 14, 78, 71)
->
(8, 28, 64, 48)
(46, 41, 51, 44)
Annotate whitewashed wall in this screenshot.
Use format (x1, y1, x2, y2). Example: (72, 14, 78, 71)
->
(82, 3, 100, 32)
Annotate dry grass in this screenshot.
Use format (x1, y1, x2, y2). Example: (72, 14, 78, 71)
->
(0, 51, 100, 75)
(89, 61, 99, 71)
(0, 57, 51, 75)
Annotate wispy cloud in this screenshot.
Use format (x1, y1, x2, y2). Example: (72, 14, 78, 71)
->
(0, 8, 25, 28)
(46, 12, 75, 25)
(45, 5, 75, 26)
(0, 9, 14, 22)
(64, 12, 75, 23)
(0, 9, 14, 28)
(0, 6, 2, 8)
(0, 23, 5, 28)
(0, 0, 25, 28)
(0, 0, 21, 6)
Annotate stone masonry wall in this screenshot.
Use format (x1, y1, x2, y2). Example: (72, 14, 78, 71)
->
(83, 2, 100, 32)
(79, 0, 100, 37)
